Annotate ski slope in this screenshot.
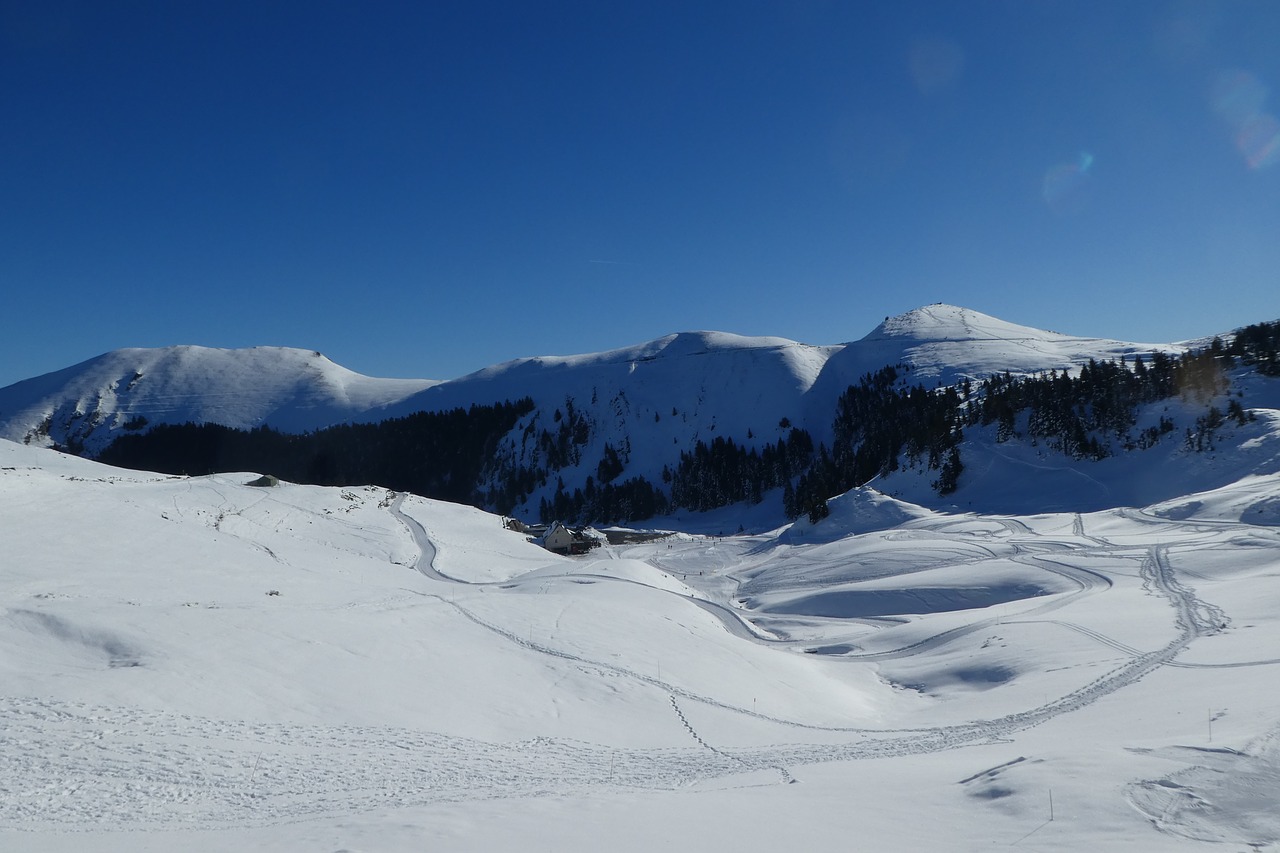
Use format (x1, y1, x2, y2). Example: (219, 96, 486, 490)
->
(3, 439, 1279, 850)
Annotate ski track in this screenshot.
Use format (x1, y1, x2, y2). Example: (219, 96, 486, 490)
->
(1, 494, 1251, 832)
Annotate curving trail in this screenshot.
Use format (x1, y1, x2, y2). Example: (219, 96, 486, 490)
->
(387, 493, 458, 584)
(383, 496, 1239, 748)
(387, 492, 1250, 739)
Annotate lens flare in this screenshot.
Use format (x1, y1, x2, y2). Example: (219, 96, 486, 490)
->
(1211, 69, 1268, 126)
(1042, 152, 1094, 214)
(1209, 69, 1279, 169)
(1238, 113, 1280, 169)
(909, 35, 965, 95)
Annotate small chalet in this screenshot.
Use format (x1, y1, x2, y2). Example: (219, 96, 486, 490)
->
(535, 521, 601, 555)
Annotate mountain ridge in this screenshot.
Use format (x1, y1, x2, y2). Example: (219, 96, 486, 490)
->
(0, 305, 1180, 455)
(7, 303, 1277, 528)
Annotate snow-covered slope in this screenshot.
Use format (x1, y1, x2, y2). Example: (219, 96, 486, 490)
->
(875, 379, 1280, 515)
(4, 439, 1280, 851)
(390, 329, 840, 470)
(0, 346, 439, 454)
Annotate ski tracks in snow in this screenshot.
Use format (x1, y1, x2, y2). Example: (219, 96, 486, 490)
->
(3, 494, 1257, 832)
(391, 492, 1244, 752)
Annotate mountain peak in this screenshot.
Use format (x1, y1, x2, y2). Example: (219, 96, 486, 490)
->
(862, 304, 1054, 344)
(0, 345, 439, 452)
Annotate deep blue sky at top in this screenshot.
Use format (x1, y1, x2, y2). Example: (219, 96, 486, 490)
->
(2, 0, 1278, 386)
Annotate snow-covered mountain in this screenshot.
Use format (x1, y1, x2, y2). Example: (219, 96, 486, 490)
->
(0, 305, 1189, 505)
(0, 306, 1176, 453)
(385, 303, 1182, 445)
(804, 302, 1184, 412)
(0, 345, 440, 454)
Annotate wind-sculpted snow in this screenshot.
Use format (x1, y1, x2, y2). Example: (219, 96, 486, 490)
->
(3, 439, 1280, 850)
(1128, 728, 1280, 846)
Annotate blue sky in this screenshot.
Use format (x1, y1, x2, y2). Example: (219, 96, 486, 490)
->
(2, 1, 1278, 388)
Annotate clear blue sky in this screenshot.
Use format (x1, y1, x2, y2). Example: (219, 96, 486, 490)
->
(2, 0, 1278, 388)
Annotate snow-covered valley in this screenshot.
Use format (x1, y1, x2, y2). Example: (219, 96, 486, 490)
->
(3, 437, 1278, 851)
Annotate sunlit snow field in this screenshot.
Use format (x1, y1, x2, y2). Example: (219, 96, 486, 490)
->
(2, 439, 1279, 851)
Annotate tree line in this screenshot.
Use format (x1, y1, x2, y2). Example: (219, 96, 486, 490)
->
(97, 399, 534, 507)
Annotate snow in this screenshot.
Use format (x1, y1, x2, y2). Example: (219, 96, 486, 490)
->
(4, 436, 1280, 851)
(0, 345, 439, 452)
